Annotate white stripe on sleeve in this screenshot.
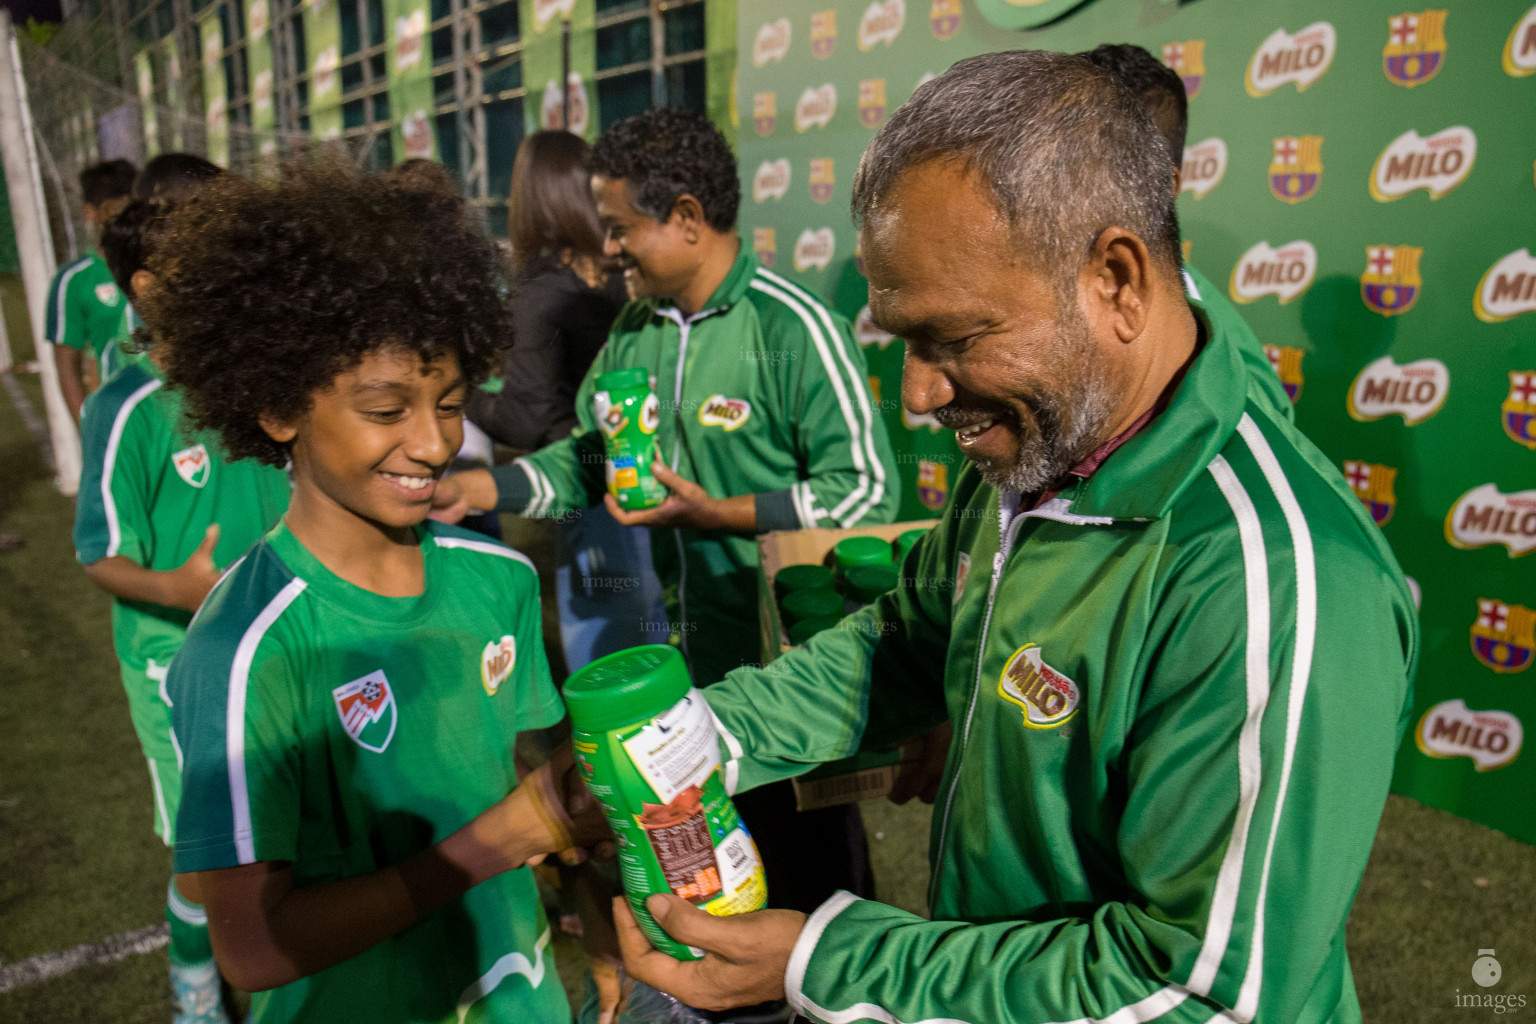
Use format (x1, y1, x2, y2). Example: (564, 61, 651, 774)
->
(102, 379, 163, 557)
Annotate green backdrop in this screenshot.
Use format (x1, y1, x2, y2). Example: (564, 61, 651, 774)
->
(735, 0, 1536, 844)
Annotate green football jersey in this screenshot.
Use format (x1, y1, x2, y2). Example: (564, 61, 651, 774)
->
(169, 521, 571, 1024)
(44, 253, 127, 375)
(74, 359, 291, 670)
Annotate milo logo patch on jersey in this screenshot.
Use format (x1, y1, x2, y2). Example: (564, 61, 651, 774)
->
(698, 395, 752, 430)
(172, 444, 211, 488)
(481, 635, 517, 695)
(334, 670, 398, 753)
(998, 643, 1080, 729)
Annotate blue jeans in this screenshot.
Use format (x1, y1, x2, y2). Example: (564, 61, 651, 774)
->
(555, 504, 666, 671)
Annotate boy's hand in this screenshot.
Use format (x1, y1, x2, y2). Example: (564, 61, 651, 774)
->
(482, 743, 613, 872)
(614, 895, 805, 1012)
(428, 476, 471, 524)
(165, 525, 222, 611)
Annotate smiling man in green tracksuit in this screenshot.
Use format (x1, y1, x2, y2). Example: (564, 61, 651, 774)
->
(613, 53, 1418, 1024)
(438, 110, 899, 933)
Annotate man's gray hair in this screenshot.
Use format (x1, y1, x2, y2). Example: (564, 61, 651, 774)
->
(852, 49, 1181, 284)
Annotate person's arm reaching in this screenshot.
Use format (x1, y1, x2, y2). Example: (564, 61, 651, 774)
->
(82, 525, 222, 612)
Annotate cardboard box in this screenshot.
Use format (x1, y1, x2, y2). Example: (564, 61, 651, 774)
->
(756, 519, 939, 810)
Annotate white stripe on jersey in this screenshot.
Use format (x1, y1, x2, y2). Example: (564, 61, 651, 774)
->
(756, 267, 887, 524)
(228, 577, 307, 864)
(102, 378, 163, 557)
(48, 257, 92, 343)
(432, 533, 537, 574)
(747, 276, 875, 528)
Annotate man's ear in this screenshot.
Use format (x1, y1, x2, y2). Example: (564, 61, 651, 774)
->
(258, 411, 299, 446)
(130, 269, 157, 302)
(1084, 226, 1154, 344)
(671, 194, 707, 243)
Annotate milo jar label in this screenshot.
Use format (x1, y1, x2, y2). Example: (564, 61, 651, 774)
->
(593, 368, 667, 511)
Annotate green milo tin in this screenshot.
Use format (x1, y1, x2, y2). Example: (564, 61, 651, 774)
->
(564, 645, 767, 961)
(593, 368, 666, 511)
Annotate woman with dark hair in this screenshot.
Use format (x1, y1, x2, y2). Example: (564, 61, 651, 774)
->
(467, 129, 665, 671)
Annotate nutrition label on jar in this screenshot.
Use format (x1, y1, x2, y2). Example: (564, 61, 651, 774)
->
(620, 689, 721, 804)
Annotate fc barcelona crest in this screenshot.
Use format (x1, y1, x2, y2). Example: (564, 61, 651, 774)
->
(1344, 460, 1397, 527)
(752, 92, 776, 137)
(172, 444, 211, 488)
(929, 0, 960, 40)
(752, 227, 776, 269)
(810, 10, 836, 59)
(1384, 10, 1447, 88)
(917, 459, 948, 510)
(858, 79, 887, 129)
(1269, 135, 1323, 204)
(1161, 40, 1205, 99)
(333, 670, 398, 753)
(1263, 344, 1305, 403)
(1360, 245, 1423, 317)
(1504, 371, 1536, 449)
(1471, 598, 1536, 674)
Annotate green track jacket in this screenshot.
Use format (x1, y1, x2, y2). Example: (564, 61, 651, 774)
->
(699, 289, 1419, 1024)
(492, 246, 899, 683)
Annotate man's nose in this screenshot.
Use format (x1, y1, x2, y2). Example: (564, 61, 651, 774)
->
(603, 235, 623, 259)
(901, 348, 954, 417)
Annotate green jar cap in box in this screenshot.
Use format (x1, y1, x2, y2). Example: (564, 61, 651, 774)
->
(780, 587, 845, 625)
(833, 536, 895, 570)
(894, 528, 928, 563)
(844, 564, 899, 604)
(774, 564, 835, 598)
(593, 366, 649, 392)
(788, 614, 843, 645)
(563, 644, 691, 733)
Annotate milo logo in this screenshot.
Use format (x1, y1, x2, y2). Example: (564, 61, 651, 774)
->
(640, 392, 660, 434)
(1180, 137, 1227, 199)
(1246, 21, 1336, 96)
(698, 395, 752, 431)
(998, 643, 1080, 729)
(1370, 126, 1476, 202)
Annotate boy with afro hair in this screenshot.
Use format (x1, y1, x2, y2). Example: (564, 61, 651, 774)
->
(149, 165, 601, 1024)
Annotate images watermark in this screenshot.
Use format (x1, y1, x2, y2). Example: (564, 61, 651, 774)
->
(1455, 949, 1526, 1014)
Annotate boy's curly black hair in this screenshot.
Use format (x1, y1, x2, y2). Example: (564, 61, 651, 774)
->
(589, 108, 740, 231)
(144, 164, 511, 467)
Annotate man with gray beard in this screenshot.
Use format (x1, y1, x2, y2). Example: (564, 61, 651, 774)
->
(608, 50, 1416, 1024)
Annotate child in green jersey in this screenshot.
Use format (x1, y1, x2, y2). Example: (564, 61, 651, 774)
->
(78, 196, 292, 1023)
(152, 166, 599, 1024)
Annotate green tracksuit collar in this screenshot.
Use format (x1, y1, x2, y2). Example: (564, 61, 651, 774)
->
(648, 239, 757, 319)
(1067, 296, 1247, 522)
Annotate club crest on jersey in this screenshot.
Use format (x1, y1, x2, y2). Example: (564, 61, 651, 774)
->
(1269, 135, 1323, 204)
(752, 92, 776, 137)
(854, 306, 895, 349)
(1471, 599, 1536, 674)
(952, 551, 969, 605)
(916, 459, 948, 510)
(998, 644, 1080, 729)
(1247, 22, 1336, 97)
(1179, 138, 1226, 199)
(1505, 5, 1536, 77)
(1359, 245, 1423, 316)
(1161, 40, 1205, 99)
(1502, 371, 1536, 449)
(810, 9, 836, 57)
(752, 18, 790, 66)
(1446, 484, 1536, 558)
(333, 670, 398, 753)
(1344, 460, 1397, 527)
(793, 228, 834, 272)
(1263, 345, 1305, 403)
(1229, 240, 1316, 305)
(1474, 249, 1536, 323)
(752, 159, 790, 203)
(95, 282, 120, 305)
(1416, 699, 1522, 772)
(172, 444, 211, 488)
(858, 79, 887, 128)
(1370, 126, 1475, 202)
(858, 0, 904, 51)
(698, 395, 752, 431)
(809, 158, 835, 204)
(794, 84, 836, 132)
(930, 0, 960, 39)
(481, 636, 516, 695)
(1384, 10, 1447, 87)
(1347, 355, 1447, 425)
(753, 227, 776, 268)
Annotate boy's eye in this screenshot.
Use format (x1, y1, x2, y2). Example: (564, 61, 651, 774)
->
(363, 408, 406, 422)
(437, 401, 464, 417)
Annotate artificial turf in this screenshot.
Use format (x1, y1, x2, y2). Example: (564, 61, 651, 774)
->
(0, 313, 1530, 1021)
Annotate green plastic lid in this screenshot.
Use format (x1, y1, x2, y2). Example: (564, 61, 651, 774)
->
(833, 536, 895, 570)
(780, 587, 845, 624)
(843, 564, 899, 603)
(774, 563, 836, 598)
(563, 644, 692, 733)
(894, 528, 928, 563)
(788, 614, 843, 645)
(593, 366, 649, 393)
